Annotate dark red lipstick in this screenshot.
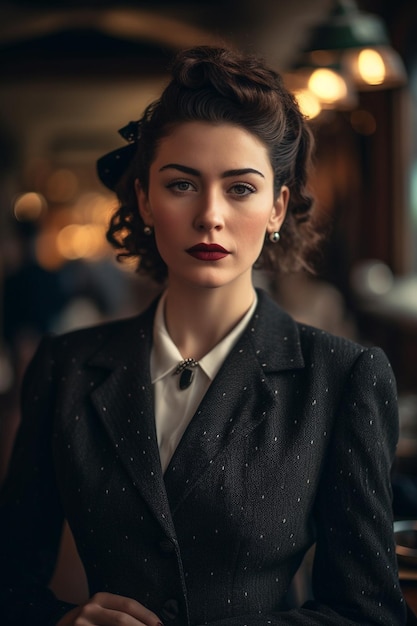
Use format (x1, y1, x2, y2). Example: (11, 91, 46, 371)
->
(186, 243, 230, 261)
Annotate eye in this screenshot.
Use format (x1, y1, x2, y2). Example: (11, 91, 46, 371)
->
(166, 180, 196, 192)
(229, 182, 256, 196)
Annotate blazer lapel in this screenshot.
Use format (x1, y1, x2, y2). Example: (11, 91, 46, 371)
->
(86, 289, 304, 532)
(164, 289, 305, 515)
(88, 300, 177, 539)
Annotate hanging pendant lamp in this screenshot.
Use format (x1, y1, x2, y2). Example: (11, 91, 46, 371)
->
(302, 0, 407, 91)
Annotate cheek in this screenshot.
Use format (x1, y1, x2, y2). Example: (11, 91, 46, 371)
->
(153, 213, 183, 241)
(148, 196, 177, 232)
(236, 212, 271, 245)
(151, 213, 184, 259)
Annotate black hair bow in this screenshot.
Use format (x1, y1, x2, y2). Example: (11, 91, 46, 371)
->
(96, 120, 140, 191)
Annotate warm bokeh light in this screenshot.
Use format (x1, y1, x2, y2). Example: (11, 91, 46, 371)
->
(75, 192, 115, 226)
(293, 89, 322, 120)
(45, 169, 79, 203)
(308, 68, 348, 104)
(13, 192, 47, 222)
(357, 49, 386, 86)
(284, 67, 356, 112)
(35, 229, 64, 271)
(56, 223, 106, 260)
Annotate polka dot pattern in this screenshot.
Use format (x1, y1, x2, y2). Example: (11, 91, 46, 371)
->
(0, 291, 406, 624)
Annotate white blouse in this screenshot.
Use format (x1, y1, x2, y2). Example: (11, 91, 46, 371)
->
(151, 292, 257, 473)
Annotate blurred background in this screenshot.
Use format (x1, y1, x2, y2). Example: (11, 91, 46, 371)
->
(1, 0, 417, 497)
(2, 0, 417, 604)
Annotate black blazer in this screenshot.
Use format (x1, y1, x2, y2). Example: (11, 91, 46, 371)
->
(0, 289, 407, 625)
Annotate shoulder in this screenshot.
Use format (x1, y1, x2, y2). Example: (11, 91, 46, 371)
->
(255, 287, 365, 356)
(54, 297, 157, 348)
(255, 288, 391, 374)
(295, 318, 392, 375)
(27, 296, 160, 376)
(297, 319, 367, 360)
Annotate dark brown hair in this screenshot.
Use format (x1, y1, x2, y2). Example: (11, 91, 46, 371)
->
(106, 45, 319, 283)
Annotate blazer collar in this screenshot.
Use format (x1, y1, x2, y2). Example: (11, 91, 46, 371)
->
(87, 288, 303, 373)
(87, 297, 179, 537)
(248, 288, 304, 373)
(162, 289, 304, 512)
(86, 289, 304, 531)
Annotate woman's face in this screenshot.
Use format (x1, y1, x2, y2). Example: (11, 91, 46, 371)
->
(136, 121, 288, 294)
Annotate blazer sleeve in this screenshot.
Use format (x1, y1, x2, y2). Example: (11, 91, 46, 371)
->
(309, 346, 405, 624)
(0, 336, 77, 626)
(193, 347, 408, 625)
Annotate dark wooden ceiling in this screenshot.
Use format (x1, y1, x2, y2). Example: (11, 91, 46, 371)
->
(0, 0, 415, 79)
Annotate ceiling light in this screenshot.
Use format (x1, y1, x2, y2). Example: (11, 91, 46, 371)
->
(302, 0, 407, 91)
(285, 64, 357, 111)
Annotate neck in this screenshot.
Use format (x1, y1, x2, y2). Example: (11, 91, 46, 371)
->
(164, 282, 256, 361)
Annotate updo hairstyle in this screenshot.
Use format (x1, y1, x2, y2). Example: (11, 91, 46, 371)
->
(106, 45, 319, 283)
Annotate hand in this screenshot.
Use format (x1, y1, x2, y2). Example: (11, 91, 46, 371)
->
(56, 592, 163, 626)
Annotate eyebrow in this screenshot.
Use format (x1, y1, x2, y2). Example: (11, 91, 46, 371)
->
(158, 163, 265, 179)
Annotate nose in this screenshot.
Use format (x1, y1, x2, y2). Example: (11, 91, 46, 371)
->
(193, 189, 225, 232)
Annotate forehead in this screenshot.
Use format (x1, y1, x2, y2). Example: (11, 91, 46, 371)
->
(152, 121, 272, 171)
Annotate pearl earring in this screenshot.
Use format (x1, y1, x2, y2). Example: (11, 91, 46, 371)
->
(268, 231, 280, 243)
(143, 225, 153, 236)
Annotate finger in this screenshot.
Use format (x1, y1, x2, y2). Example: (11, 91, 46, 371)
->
(84, 592, 163, 625)
(75, 605, 153, 626)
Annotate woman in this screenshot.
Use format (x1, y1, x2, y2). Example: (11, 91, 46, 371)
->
(0, 46, 407, 625)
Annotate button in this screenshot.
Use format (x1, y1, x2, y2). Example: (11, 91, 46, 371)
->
(161, 598, 179, 620)
(159, 538, 176, 554)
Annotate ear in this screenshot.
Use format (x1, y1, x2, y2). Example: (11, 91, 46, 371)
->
(134, 178, 154, 226)
(267, 185, 289, 235)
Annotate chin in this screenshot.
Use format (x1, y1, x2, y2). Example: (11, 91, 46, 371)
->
(189, 278, 230, 290)
(188, 269, 251, 292)
(171, 268, 233, 290)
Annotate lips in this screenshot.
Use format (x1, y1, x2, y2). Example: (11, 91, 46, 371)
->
(186, 243, 230, 261)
